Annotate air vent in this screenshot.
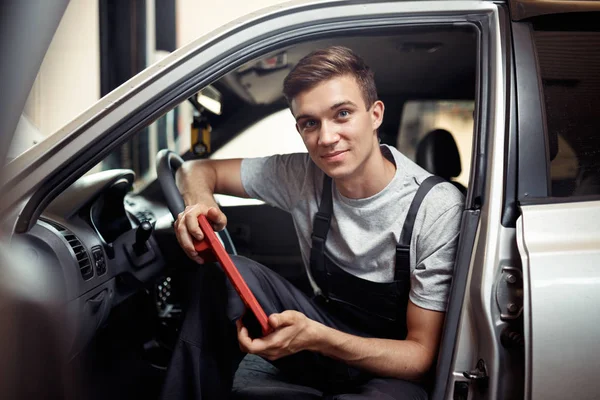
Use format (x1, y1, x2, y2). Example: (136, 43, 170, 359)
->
(43, 219, 93, 280)
(64, 233, 93, 280)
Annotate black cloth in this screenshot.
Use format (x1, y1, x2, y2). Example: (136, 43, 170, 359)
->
(160, 256, 427, 399)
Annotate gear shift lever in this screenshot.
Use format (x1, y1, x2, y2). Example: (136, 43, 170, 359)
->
(134, 220, 153, 255)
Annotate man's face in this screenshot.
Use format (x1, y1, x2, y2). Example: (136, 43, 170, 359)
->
(291, 75, 384, 181)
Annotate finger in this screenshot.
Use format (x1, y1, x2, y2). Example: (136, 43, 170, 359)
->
(241, 335, 270, 355)
(269, 311, 298, 329)
(263, 352, 282, 361)
(191, 255, 205, 264)
(236, 319, 252, 343)
(236, 320, 248, 351)
(183, 208, 205, 242)
(206, 207, 227, 231)
(236, 320, 254, 352)
(268, 314, 281, 329)
(175, 218, 199, 259)
(256, 336, 288, 361)
(175, 219, 202, 261)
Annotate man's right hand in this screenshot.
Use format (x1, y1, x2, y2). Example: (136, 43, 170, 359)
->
(174, 158, 245, 263)
(174, 204, 227, 263)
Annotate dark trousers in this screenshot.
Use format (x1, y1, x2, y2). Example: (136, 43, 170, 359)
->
(160, 256, 427, 400)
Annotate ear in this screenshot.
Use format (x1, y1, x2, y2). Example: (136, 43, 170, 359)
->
(370, 100, 384, 131)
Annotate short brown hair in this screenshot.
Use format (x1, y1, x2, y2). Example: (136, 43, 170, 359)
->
(282, 46, 377, 109)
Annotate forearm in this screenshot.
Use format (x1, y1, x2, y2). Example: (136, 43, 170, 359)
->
(176, 160, 219, 207)
(310, 323, 434, 381)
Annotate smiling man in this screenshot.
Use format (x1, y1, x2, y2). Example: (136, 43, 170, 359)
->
(162, 46, 464, 399)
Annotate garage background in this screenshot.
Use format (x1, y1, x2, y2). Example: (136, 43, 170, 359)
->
(14, 0, 291, 172)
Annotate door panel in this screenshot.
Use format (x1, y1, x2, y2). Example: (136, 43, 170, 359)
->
(517, 200, 600, 400)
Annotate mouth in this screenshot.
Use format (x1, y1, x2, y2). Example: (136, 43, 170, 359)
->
(321, 150, 348, 160)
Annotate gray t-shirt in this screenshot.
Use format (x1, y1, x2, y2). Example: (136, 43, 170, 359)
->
(240, 145, 464, 312)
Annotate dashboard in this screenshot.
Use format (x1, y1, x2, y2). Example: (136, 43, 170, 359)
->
(16, 169, 173, 357)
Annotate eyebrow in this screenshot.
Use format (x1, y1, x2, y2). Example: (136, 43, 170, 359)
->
(295, 100, 358, 122)
(330, 100, 358, 110)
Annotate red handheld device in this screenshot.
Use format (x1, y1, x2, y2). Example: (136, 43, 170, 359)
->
(193, 215, 272, 336)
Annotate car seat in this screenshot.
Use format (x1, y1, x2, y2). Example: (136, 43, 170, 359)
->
(573, 167, 600, 196)
(416, 129, 467, 195)
(232, 354, 322, 399)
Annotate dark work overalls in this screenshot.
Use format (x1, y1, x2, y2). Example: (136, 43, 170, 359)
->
(161, 175, 444, 400)
(309, 175, 444, 341)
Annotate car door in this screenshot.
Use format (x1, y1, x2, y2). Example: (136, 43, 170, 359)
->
(1, 1, 505, 399)
(511, 8, 600, 400)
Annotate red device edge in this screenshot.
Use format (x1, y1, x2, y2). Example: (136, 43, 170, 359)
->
(193, 215, 272, 336)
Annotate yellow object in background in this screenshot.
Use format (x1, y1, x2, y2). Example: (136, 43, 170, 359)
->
(191, 117, 211, 156)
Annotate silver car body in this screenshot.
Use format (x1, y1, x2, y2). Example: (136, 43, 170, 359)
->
(518, 202, 600, 399)
(2, 1, 599, 399)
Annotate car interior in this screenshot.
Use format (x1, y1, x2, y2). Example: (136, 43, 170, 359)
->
(16, 25, 478, 399)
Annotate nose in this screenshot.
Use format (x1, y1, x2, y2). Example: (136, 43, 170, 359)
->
(318, 121, 340, 146)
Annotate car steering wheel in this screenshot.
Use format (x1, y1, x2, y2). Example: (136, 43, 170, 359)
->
(156, 149, 237, 255)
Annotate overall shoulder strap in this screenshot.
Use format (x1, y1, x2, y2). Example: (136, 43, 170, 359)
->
(395, 175, 446, 278)
(313, 175, 333, 242)
(309, 175, 333, 295)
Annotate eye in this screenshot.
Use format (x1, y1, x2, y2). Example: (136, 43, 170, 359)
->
(337, 110, 350, 118)
(303, 120, 317, 129)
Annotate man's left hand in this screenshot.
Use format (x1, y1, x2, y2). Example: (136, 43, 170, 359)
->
(236, 310, 318, 361)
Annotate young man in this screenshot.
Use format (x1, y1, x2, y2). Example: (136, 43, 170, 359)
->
(161, 46, 463, 399)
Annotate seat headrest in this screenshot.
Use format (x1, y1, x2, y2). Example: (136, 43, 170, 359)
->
(416, 129, 461, 179)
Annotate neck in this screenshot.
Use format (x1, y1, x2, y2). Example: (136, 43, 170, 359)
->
(334, 146, 396, 199)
